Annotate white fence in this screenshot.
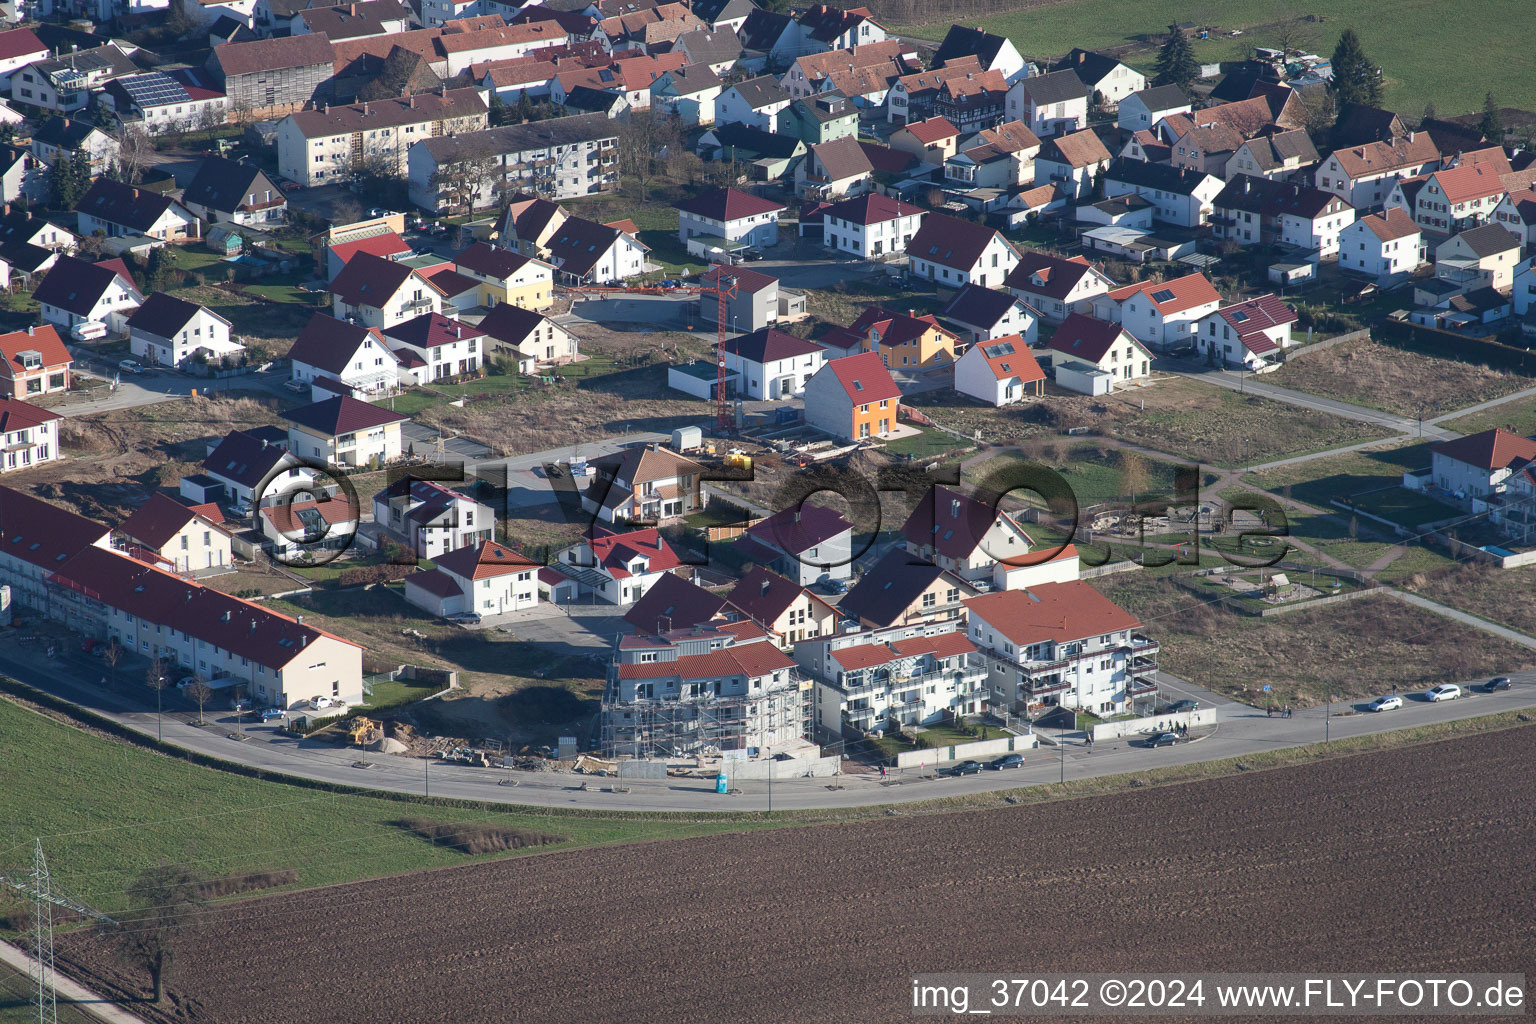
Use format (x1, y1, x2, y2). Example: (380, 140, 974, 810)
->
(893, 732, 1039, 769)
(1089, 707, 1217, 742)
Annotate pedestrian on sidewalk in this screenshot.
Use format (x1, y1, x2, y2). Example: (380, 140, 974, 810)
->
(1266, 705, 1273, 717)
(879, 765, 887, 779)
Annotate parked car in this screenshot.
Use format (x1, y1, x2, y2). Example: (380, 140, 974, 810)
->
(986, 753, 1024, 770)
(738, 248, 764, 262)
(1425, 684, 1461, 703)
(1484, 676, 1512, 692)
(1367, 695, 1403, 712)
(944, 760, 983, 776)
(368, 207, 392, 219)
(450, 612, 482, 625)
(1146, 731, 1180, 748)
(261, 708, 286, 721)
(311, 696, 335, 709)
(118, 359, 144, 374)
(283, 379, 309, 393)
(1167, 699, 1198, 713)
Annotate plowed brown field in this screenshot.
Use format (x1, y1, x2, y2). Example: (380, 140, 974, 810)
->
(59, 727, 1536, 1023)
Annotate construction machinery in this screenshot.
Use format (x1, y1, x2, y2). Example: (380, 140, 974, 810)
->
(346, 717, 379, 746)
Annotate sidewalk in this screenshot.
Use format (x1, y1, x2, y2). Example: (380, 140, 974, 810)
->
(0, 940, 147, 1024)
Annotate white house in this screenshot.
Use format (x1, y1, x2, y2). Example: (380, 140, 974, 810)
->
(282, 396, 407, 470)
(198, 427, 315, 511)
(721, 327, 824, 400)
(1314, 131, 1442, 210)
(905, 213, 1019, 290)
(937, 284, 1039, 344)
(126, 293, 243, 370)
(931, 26, 1025, 83)
(1005, 251, 1116, 323)
(33, 255, 144, 335)
(545, 217, 648, 285)
(0, 397, 61, 474)
(1213, 175, 1356, 257)
(1386, 162, 1508, 238)
(1490, 183, 1536, 251)
(676, 187, 783, 248)
(380, 312, 486, 384)
(1513, 257, 1536, 319)
(76, 178, 199, 243)
(259, 496, 358, 560)
(1064, 48, 1145, 108)
(1426, 429, 1536, 502)
(1338, 207, 1424, 284)
(1043, 313, 1151, 395)
(953, 335, 1043, 407)
(715, 75, 791, 131)
(287, 314, 399, 397)
(1033, 129, 1111, 202)
(1193, 294, 1299, 370)
(475, 302, 580, 370)
(1103, 159, 1222, 229)
(817, 192, 925, 258)
(1005, 70, 1089, 138)
(404, 540, 539, 618)
(1117, 85, 1190, 132)
(329, 250, 443, 329)
(373, 477, 494, 559)
(556, 526, 684, 605)
(1091, 273, 1222, 352)
(116, 492, 233, 573)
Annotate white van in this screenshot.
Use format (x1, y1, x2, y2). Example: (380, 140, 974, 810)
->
(72, 321, 107, 341)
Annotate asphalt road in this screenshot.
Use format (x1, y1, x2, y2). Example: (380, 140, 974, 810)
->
(3, 645, 1531, 815)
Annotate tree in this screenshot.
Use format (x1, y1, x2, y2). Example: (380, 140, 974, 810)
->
(186, 679, 212, 725)
(1329, 29, 1383, 109)
(1478, 92, 1505, 144)
(427, 142, 498, 217)
(1119, 452, 1149, 502)
(109, 124, 153, 185)
(1151, 31, 1198, 90)
(48, 153, 84, 209)
(1270, 17, 1317, 61)
(116, 864, 207, 1003)
(102, 639, 123, 688)
(145, 244, 173, 291)
(615, 109, 680, 202)
(0, 122, 14, 146)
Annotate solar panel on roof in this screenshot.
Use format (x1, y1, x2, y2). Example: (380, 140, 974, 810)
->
(1151, 288, 1175, 303)
(120, 72, 191, 108)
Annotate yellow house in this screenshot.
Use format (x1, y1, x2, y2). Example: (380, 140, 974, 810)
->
(453, 241, 556, 311)
(728, 567, 839, 648)
(851, 304, 961, 369)
(116, 492, 234, 573)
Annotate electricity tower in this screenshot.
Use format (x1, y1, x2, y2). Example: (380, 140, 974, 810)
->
(0, 839, 117, 1024)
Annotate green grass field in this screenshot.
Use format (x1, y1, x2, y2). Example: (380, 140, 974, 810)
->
(893, 0, 1536, 118)
(0, 698, 791, 919)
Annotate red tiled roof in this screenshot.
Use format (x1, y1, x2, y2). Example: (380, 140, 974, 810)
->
(261, 497, 357, 535)
(330, 250, 429, 307)
(964, 580, 1140, 646)
(405, 567, 462, 598)
(1358, 207, 1419, 242)
(382, 311, 485, 351)
(746, 502, 851, 555)
(329, 231, 410, 267)
(1431, 429, 1536, 472)
(1106, 272, 1221, 315)
(900, 484, 1025, 561)
(901, 115, 958, 144)
(589, 526, 682, 575)
(1005, 251, 1101, 300)
(1208, 294, 1297, 356)
(888, 630, 973, 659)
(434, 539, 539, 581)
(0, 28, 46, 62)
(0, 325, 71, 377)
(822, 350, 900, 404)
(820, 192, 924, 226)
(0, 485, 109, 574)
(1045, 313, 1135, 363)
(282, 395, 407, 436)
(728, 565, 831, 626)
(974, 335, 1044, 384)
(700, 264, 778, 295)
(616, 636, 794, 679)
(1432, 163, 1509, 205)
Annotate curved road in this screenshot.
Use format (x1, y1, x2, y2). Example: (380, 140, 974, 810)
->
(3, 647, 1532, 814)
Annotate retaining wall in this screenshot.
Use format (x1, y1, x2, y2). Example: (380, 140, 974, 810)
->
(892, 732, 1038, 769)
(1090, 707, 1217, 742)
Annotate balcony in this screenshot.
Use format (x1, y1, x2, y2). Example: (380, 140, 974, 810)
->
(1025, 677, 1070, 697)
(1130, 675, 1158, 696)
(1129, 634, 1160, 656)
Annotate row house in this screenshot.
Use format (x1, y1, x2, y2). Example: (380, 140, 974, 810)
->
(1005, 250, 1116, 323)
(932, 68, 1009, 134)
(1314, 131, 1443, 210)
(885, 56, 981, 126)
(600, 624, 807, 757)
(1212, 175, 1357, 257)
(0, 485, 112, 612)
(116, 492, 233, 573)
(798, 621, 987, 735)
(0, 325, 71, 400)
(1090, 272, 1222, 352)
(453, 242, 556, 310)
(965, 582, 1157, 714)
(381, 312, 486, 383)
(277, 88, 488, 188)
(373, 477, 494, 559)
(0, 398, 62, 474)
(1386, 162, 1517, 238)
(727, 566, 838, 648)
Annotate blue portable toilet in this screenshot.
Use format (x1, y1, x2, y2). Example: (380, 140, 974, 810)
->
(715, 772, 729, 794)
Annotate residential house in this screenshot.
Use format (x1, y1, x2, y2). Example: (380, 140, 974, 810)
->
(944, 120, 1040, 189)
(404, 540, 539, 617)
(277, 87, 487, 187)
(76, 179, 200, 244)
(1063, 48, 1145, 108)
(600, 622, 805, 756)
(102, 71, 228, 135)
(544, 216, 648, 284)
(795, 135, 877, 199)
(1043, 313, 1151, 395)
(1338, 208, 1424, 284)
(715, 75, 791, 131)
(495, 194, 569, 259)
(1426, 429, 1536, 502)
(373, 477, 494, 559)
(1034, 128, 1111, 201)
(1213, 175, 1357, 257)
(1091, 273, 1222, 352)
(675, 27, 743, 74)
(1225, 128, 1319, 183)
(737, 502, 853, 585)
(905, 213, 1019, 290)
(885, 57, 980, 126)
(11, 45, 141, 116)
(1514, 258, 1536, 319)
(1194, 293, 1298, 369)
(116, 492, 233, 573)
(405, 114, 618, 210)
(838, 548, 972, 629)
(287, 314, 398, 397)
(1117, 85, 1190, 132)
(621, 570, 734, 632)
(291, 0, 410, 39)
(1005, 70, 1089, 138)
(453, 241, 555, 310)
(549, 52, 687, 112)
(283, 395, 408, 469)
(0, 485, 112, 612)
(595, 2, 705, 54)
(0, 398, 62, 474)
(0, 326, 70, 400)
(696, 123, 807, 180)
(126, 293, 243, 370)
(800, 620, 989, 735)
(1005, 251, 1116, 323)
(802, 350, 899, 441)
(34, 256, 144, 335)
(199, 427, 313, 510)
(888, 116, 961, 164)
(1102, 159, 1221, 228)
(932, 67, 1008, 133)
(719, 326, 824, 398)
(779, 38, 912, 100)
(952, 334, 1043, 408)
(699, 264, 805, 333)
(1331, 103, 1406, 148)
(818, 192, 925, 258)
(582, 444, 707, 523)
(728, 566, 837, 648)
(180, 157, 287, 228)
(1431, 223, 1522, 292)
(900, 483, 1036, 583)
(557, 525, 684, 604)
(28, 116, 119, 175)
(475, 302, 579, 370)
(780, 91, 858, 145)
(931, 25, 1025, 83)
(0, 144, 47, 207)
(1314, 131, 1443, 210)
(965, 581, 1155, 714)
(850, 304, 961, 369)
(938, 284, 1038, 345)
(208, 34, 334, 119)
(329, 251, 444, 329)
(649, 63, 723, 126)
(690, 0, 753, 34)
(1490, 182, 1536, 250)
(1386, 162, 1512, 238)
(380, 312, 485, 383)
(0, 28, 48, 88)
(676, 187, 783, 249)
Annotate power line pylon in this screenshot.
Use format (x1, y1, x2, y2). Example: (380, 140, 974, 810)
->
(0, 840, 117, 1024)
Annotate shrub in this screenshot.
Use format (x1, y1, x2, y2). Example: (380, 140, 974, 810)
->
(337, 563, 416, 587)
(195, 868, 298, 899)
(396, 818, 567, 855)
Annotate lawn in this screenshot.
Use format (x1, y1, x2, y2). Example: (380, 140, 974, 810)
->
(971, 443, 1188, 510)
(0, 962, 97, 1024)
(1398, 560, 1536, 638)
(363, 677, 447, 712)
(0, 697, 793, 921)
(1264, 339, 1536, 419)
(1088, 579, 1534, 706)
(883, 424, 970, 460)
(1439, 401, 1536, 438)
(167, 283, 322, 358)
(1345, 485, 1461, 530)
(1246, 440, 1434, 510)
(890, 0, 1536, 118)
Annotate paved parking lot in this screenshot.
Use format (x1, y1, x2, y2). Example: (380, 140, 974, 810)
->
(479, 603, 629, 658)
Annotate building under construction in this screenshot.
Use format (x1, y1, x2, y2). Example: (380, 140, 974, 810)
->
(600, 624, 812, 758)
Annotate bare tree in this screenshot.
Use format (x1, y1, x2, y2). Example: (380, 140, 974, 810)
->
(1270, 17, 1318, 61)
(428, 141, 499, 218)
(186, 679, 212, 725)
(102, 639, 123, 688)
(110, 124, 154, 185)
(1119, 452, 1150, 502)
(115, 864, 208, 1003)
(616, 110, 681, 202)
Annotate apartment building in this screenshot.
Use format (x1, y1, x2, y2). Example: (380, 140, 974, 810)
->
(277, 88, 488, 187)
(406, 114, 618, 212)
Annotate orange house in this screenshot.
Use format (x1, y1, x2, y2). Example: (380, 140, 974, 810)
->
(803, 351, 902, 441)
(851, 304, 962, 368)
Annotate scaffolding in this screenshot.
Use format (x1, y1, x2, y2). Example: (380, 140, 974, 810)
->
(600, 676, 813, 758)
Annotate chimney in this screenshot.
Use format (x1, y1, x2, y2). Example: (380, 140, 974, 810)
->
(950, 498, 961, 519)
(297, 615, 304, 624)
(1408, 130, 1415, 143)
(1242, 177, 1250, 194)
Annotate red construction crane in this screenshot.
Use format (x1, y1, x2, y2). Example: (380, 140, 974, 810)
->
(703, 266, 739, 431)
